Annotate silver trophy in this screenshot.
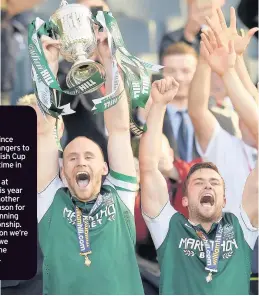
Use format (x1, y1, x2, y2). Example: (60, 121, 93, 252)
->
(50, 0, 105, 92)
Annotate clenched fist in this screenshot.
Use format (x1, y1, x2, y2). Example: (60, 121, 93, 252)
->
(151, 77, 179, 105)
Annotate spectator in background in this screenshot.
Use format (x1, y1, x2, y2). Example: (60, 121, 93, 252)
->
(162, 42, 198, 161)
(1, 0, 43, 105)
(159, 0, 226, 59)
(161, 42, 238, 162)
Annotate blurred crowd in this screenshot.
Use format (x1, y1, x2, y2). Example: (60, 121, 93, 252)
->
(1, 0, 258, 295)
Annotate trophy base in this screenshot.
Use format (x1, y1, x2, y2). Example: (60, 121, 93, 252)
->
(66, 59, 105, 93)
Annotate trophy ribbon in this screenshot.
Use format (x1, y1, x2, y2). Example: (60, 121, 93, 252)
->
(28, 17, 107, 117)
(94, 11, 163, 135)
(28, 4, 166, 138)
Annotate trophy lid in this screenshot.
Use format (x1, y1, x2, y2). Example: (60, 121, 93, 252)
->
(51, 0, 92, 19)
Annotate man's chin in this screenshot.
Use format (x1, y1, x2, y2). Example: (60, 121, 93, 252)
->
(198, 207, 216, 220)
(74, 190, 93, 202)
(71, 183, 92, 200)
(76, 195, 92, 202)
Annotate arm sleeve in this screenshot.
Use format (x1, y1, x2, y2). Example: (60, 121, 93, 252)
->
(195, 121, 223, 159)
(232, 205, 259, 249)
(142, 201, 177, 249)
(104, 170, 138, 215)
(37, 175, 64, 223)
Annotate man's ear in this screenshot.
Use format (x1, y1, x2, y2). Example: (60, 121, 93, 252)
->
(102, 162, 109, 176)
(222, 196, 226, 209)
(182, 196, 188, 208)
(60, 164, 65, 181)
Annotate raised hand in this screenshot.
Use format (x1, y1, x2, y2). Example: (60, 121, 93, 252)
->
(40, 35, 61, 77)
(151, 77, 179, 105)
(205, 7, 259, 56)
(200, 29, 236, 76)
(199, 28, 217, 61)
(184, 0, 215, 42)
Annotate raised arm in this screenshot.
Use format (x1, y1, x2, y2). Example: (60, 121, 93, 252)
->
(139, 77, 179, 218)
(204, 12, 259, 145)
(212, 7, 258, 103)
(235, 54, 258, 104)
(183, 1, 214, 45)
(188, 30, 218, 153)
(37, 36, 61, 193)
(221, 67, 259, 144)
(97, 33, 135, 177)
(37, 111, 62, 193)
(242, 159, 258, 227)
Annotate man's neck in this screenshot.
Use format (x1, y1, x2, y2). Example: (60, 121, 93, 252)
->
(71, 194, 98, 205)
(188, 216, 222, 233)
(170, 97, 188, 110)
(199, 222, 214, 233)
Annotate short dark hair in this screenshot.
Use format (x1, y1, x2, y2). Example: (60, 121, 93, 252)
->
(182, 162, 225, 196)
(162, 42, 198, 61)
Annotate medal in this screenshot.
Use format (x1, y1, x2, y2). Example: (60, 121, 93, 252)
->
(206, 272, 213, 283)
(84, 254, 91, 266)
(81, 251, 92, 266)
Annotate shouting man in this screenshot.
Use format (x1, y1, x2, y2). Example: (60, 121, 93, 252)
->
(37, 32, 144, 294)
(139, 77, 258, 294)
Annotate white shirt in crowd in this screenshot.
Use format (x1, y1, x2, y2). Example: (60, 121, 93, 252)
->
(195, 122, 257, 212)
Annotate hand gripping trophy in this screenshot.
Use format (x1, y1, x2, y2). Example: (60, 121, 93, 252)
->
(28, 0, 164, 136)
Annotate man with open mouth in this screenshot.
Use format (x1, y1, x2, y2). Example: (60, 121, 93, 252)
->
(139, 77, 258, 294)
(36, 30, 144, 294)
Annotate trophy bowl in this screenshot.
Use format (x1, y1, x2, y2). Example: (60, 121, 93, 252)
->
(50, 0, 105, 92)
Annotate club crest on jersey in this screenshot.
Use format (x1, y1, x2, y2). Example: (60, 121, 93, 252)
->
(223, 224, 235, 240)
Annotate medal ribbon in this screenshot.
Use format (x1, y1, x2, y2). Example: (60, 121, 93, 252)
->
(95, 11, 152, 135)
(75, 206, 92, 266)
(195, 222, 223, 274)
(74, 191, 110, 266)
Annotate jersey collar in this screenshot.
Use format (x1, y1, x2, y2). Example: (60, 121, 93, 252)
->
(188, 216, 223, 233)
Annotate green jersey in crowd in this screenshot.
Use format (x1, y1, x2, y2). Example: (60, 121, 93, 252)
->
(143, 202, 258, 295)
(38, 170, 144, 295)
